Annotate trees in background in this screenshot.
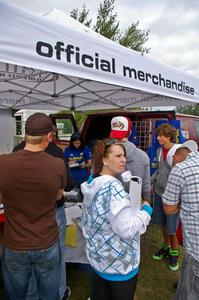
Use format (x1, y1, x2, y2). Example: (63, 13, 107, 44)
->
(70, 0, 150, 54)
(177, 105, 199, 116)
(69, 0, 149, 122)
(70, 4, 92, 28)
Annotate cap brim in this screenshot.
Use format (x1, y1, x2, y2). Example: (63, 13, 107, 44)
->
(167, 140, 198, 167)
(166, 144, 182, 167)
(52, 125, 58, 133)
(110, 130, 128, 139)
(181, 140, 198, 152)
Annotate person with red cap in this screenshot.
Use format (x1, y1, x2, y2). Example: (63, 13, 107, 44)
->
(110, 116, 150, 203)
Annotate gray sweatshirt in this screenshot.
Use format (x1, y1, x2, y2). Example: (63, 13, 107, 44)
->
(123, 141, 150, 200)
(151, 147, 171, 196)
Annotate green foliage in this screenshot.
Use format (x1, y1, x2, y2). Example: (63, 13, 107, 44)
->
(70, 4, 92, 27)
(94, 0, 120, 41)
(56, 119, 73, 134)
(177, 104, 199, 116)
(73, 111, 86, 129)
(58, 110, 86, 129)
(70, 0, 150, 54)
(119, 21, 150, 54)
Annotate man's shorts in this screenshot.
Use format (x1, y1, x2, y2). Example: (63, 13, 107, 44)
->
(153, 193, 179, 234)
(176, 253, 199, 300)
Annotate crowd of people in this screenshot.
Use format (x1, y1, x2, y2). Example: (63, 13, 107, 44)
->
(0, 112, 198, 300)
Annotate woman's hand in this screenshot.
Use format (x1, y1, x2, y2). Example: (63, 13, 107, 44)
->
(80, 162, 86, 168)
(69, 159, 77, 166)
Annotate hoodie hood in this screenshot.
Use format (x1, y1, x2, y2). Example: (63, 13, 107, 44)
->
(81, 175, 118, 207)
(123, 141, 137, 162)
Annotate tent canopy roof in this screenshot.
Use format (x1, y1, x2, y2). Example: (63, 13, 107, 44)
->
(0, 1, 199, 111)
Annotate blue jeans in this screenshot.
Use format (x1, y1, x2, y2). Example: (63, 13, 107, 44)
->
(2, 240, 60, 300)
(26, 268, 38, 300)
(56, 206, 67, 299)
(26, 206, 67, 300)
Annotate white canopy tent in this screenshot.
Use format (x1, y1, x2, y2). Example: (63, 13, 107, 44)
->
(0, 1, 199, 112)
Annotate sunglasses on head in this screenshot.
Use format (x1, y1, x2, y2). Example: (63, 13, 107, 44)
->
(104, 138, 119, 146)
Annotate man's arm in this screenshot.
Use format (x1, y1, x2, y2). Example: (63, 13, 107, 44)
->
(142, 158, 151, 203)
(57, 160, 67, 202)
(65, 161, 76, 190)
(47, 144, 76, 191)
(162, 166, 183, 214)
(56, 146, 76, 190)
(163, 203, 180, 215)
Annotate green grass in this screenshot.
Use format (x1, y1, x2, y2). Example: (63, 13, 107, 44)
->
(134, 225, 182, 300)
(67, 224, 183, 300)
(0, 225, 182, 300)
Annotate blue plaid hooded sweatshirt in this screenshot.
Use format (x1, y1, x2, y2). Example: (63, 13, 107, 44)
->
(81, 175, 151, 280)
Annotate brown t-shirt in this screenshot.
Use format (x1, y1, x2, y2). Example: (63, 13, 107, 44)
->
(0, 150, 66, 250)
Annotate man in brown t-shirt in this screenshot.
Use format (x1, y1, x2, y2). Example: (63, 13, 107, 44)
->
(0, 113, 66, 300)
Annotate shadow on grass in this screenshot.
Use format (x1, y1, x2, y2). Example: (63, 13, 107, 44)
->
(67, 224, 183, 300)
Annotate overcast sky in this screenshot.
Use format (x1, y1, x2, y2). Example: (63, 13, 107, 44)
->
(3, 0, 199, 78)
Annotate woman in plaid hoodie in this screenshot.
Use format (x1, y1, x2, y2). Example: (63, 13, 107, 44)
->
(81, 138, 152, 300)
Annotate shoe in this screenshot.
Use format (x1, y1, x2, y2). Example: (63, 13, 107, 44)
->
(168, 249, 179, 271)
(152, 242, 171, 260)
(62, 287, 71, 300)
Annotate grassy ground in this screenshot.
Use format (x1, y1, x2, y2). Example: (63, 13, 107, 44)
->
(67, 224, 182, 300)
(0, 225, 182, 300)
(134, 225, 182, 300)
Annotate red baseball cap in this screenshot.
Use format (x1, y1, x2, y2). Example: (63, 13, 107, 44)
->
(110, 116, 132, 139)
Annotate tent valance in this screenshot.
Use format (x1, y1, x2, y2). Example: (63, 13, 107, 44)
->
(0, 1, 198, 111)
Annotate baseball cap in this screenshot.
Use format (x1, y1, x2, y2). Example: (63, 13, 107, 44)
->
(167, 140, 198, 167)
(52, 124, 58, 133)
(25, 113, 53, 136)
(110, 116, 132, 139)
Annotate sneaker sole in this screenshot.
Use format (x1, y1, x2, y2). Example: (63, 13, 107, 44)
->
(152, 255, 166, 260)
(169, 263, 179, 271)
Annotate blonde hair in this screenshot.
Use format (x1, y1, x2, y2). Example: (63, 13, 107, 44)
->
(25, 135, 45, 145)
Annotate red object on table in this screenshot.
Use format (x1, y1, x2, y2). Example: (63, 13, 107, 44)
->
(176, 219, 183, 246)
(0, 213, 5, 234)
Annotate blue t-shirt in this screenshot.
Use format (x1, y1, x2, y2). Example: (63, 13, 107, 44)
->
(64, 146, 91, 184)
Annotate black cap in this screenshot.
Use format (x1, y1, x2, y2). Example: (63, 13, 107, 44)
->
(52, 124, 58, 133)
(25, 113, 53, 136)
